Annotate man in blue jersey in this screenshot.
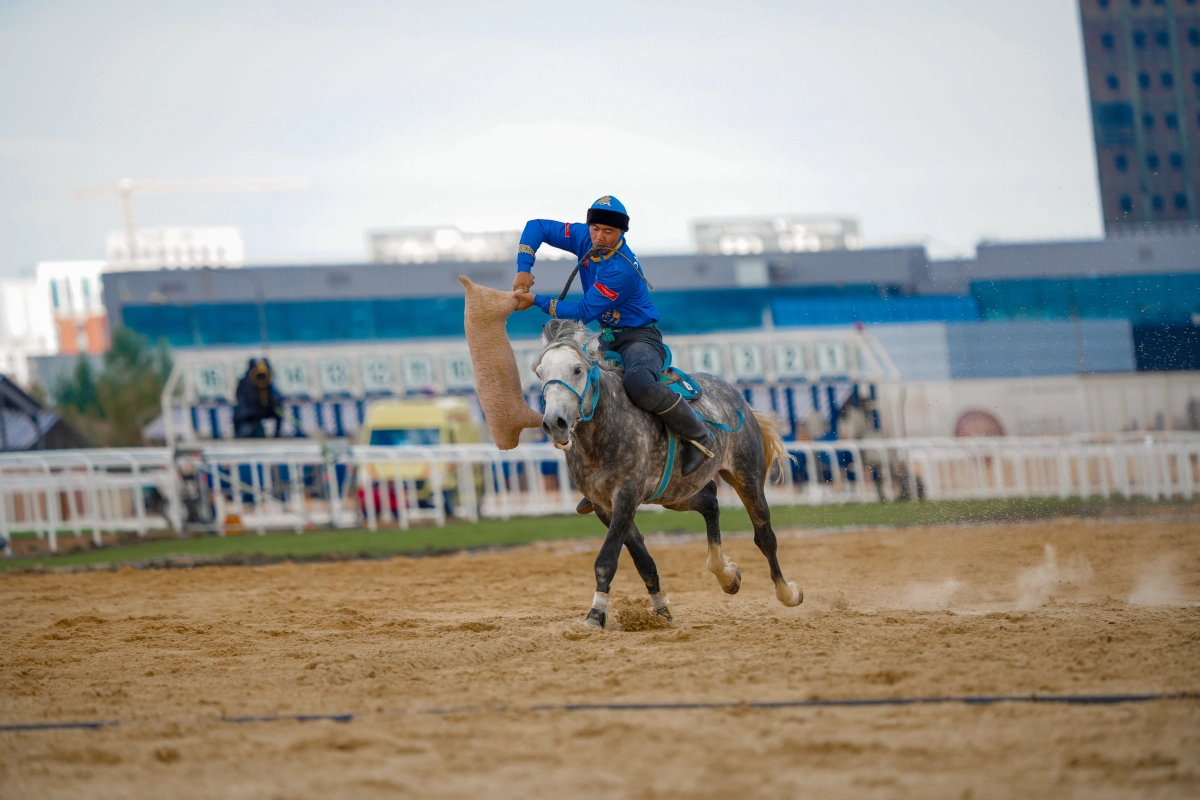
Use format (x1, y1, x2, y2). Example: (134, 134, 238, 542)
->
(511, 196, 715, 497)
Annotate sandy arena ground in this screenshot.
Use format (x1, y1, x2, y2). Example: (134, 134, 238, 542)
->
(1, 517, 1198, 799)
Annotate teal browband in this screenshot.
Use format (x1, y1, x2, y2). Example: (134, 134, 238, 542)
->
(540, 361, 601, 422)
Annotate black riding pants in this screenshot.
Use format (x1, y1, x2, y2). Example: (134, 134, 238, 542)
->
(600, 326, 678, 415)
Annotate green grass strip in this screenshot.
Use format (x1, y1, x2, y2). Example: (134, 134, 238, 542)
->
(1, 496, 1180, 572)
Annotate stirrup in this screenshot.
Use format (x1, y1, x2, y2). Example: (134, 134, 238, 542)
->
(679, 438, 712, 476)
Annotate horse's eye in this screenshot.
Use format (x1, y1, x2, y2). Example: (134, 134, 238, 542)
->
(573, 366, 583, 376)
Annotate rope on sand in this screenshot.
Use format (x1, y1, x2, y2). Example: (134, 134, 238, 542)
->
(531, 692, 1197, 712)
(2, 692, 1195, 733)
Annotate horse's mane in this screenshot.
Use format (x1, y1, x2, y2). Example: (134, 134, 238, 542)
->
(532, 320, 623, 375)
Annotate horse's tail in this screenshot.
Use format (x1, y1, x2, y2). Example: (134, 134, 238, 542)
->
(751, 409, 795, 485)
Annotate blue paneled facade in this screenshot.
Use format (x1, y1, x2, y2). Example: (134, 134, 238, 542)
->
(125, 297, 476, 347)
(771, 295, 979, 327)
(121, 285, 888, 347)
(970, 274, 1200, 326)
(945, 320, 1136, 379)
(115, 268, 1188, 376)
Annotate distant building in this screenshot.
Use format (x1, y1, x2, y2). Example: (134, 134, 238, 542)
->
(105, 226, 244, 270)
(0, 277, 57, 387)
(1079, 0, 1200, 235)
(10, 228, 245, 384)
(35, 261, 109, 358)
(103, 230, 1199, 372)
(933, 232, 1200, 284)
(369, 226, 570, 265)
(692, 216, 861, 256)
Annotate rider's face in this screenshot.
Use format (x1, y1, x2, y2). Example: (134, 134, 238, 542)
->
(589, 224, 622, 249)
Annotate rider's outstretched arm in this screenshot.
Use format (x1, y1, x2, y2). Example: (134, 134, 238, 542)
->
(516, 220, 590, 282)
(532, 264, 634, 323)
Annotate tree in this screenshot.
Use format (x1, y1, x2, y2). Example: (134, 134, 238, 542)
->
(55, 356, 101, 417)
(53, 327, 173, 447)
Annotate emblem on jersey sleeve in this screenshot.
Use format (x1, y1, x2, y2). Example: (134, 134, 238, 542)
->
(518, 244, 536, 256)
(564, 223, 571, 237)
(594, 282, 619, 300)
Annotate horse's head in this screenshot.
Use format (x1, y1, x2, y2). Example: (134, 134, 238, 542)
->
(534, 321, 596, 450)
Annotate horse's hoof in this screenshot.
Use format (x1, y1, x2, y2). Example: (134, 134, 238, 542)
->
(584, 608, 607, 630)
(654, 605, 674, 621)
(723, 569, 742, 595)
(776, 581, 803, 607)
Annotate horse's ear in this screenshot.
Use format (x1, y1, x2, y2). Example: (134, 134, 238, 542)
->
(570, 323, 590, 348)
(540, 321, 556, 348)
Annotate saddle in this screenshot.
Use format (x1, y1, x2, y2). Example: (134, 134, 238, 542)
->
(599, 343, 739, 503)
(599, 344, 703, 402)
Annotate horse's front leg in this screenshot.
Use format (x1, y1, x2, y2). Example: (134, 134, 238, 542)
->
(585, 486, 640, 629)
(595, 506, 673, 621)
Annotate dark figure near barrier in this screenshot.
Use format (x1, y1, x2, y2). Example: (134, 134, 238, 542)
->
(234, 358, 284, 438)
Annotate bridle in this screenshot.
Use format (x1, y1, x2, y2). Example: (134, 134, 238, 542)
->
(538, 347, 601, 422)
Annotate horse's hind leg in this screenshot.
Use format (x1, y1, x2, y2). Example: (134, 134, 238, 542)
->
(666, 481, 741, 595)
(723, 471, 803, 607)
(595, 507, 673, 619)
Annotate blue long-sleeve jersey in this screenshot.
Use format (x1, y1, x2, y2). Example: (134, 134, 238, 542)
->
(517, 219, 658, 329)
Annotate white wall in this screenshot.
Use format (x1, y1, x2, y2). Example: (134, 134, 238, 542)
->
(879, 372, 1200, 437)
(869, 323, 951, 381)
(0, 277, 57, 386)
(36, 260, 106, 322)
(105, 227, 244, 269)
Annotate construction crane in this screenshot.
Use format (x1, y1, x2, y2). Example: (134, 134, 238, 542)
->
(73, 177, 309, 258)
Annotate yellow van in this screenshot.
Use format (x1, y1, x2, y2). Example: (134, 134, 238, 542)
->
(360, 397, 482, 448)
(358, 398, 484, 515)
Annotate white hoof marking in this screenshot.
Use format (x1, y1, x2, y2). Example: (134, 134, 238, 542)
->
(706, 545, 740, 590)
(776, 581, 803, 607)
(591, 591, 609, 614)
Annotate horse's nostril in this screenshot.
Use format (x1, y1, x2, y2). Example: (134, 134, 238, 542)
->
(542, 421, 552, 436)
(556, 417, 568, 431)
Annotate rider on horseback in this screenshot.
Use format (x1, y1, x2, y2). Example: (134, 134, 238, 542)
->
(511, 196, 716, 503)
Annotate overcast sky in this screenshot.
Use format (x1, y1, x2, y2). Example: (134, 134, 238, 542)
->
(0, 0, 1100, 276)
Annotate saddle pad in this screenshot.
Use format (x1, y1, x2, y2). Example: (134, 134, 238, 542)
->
(599, 345, 703, 402)
(660, 367, 702, 401)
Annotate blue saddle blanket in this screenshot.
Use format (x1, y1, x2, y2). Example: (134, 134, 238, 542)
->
(600, 344, 702, 402)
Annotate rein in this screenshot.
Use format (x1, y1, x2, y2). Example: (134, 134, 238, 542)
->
(558, 244, 654, 301)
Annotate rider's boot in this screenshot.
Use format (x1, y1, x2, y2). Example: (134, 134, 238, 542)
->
(576, 497, 594, 515)
(656, 397, 715, 476)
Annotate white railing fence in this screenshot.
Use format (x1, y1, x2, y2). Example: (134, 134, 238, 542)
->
(762, 435, 1199, 507)
(2, 433, 1197, 554)
(0, 449, 179, 555)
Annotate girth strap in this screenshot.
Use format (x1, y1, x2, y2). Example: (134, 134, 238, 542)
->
(648, 433, 677, 502)
(646, 408, 743, 503)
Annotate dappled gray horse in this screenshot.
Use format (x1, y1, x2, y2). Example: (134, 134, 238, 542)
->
(534, 320, 803, 629)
